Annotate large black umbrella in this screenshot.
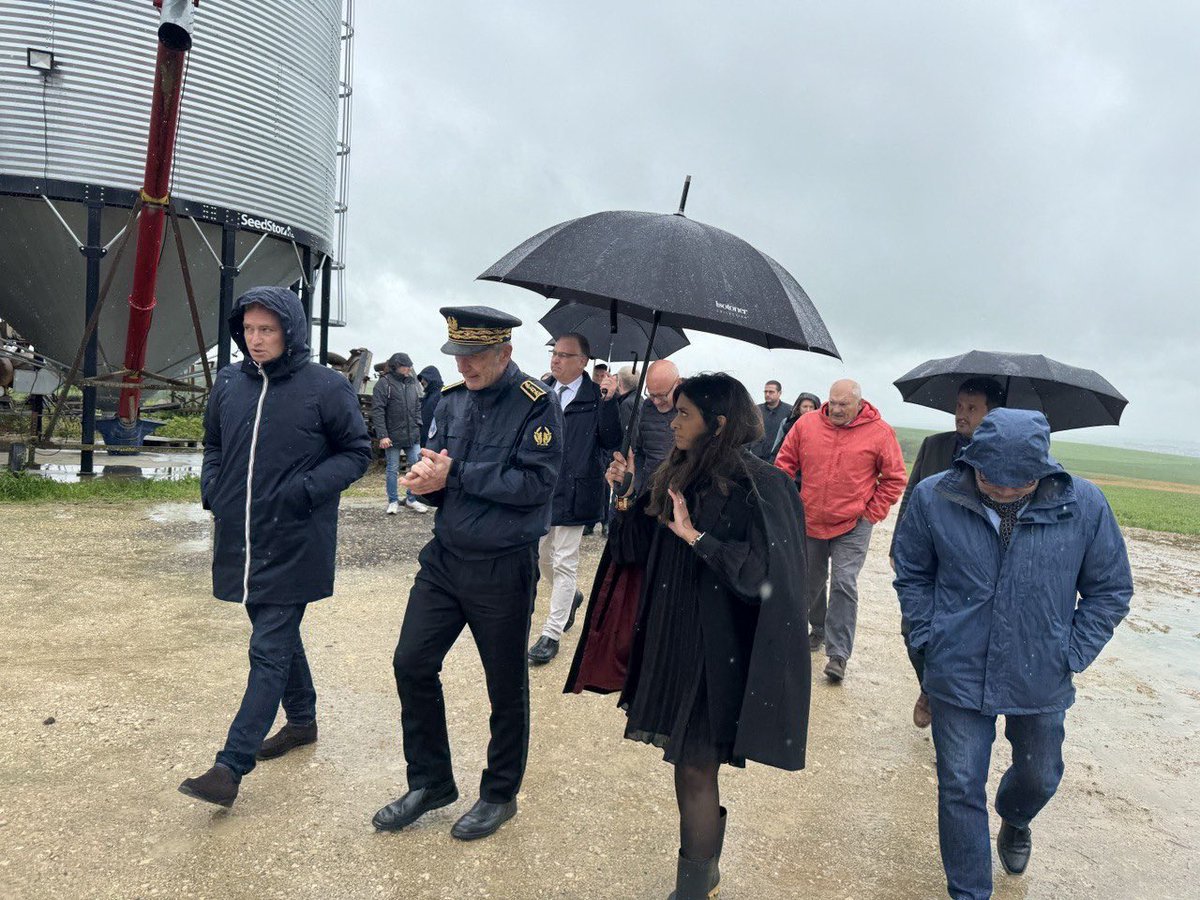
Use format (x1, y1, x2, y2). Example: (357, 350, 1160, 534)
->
(480, 178, 839, 490)
(894, 350, 1128, 432)
(539, 300, 689, 363)
(479, 180, 839, 358)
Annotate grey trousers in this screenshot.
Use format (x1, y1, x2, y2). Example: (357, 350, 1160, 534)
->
(806, 517, 873, 661)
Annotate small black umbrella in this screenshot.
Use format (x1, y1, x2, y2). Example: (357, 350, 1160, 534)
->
(539, 300, 689, 364)
(480, 177, 839, 490)
(894, 350, 1128, 432)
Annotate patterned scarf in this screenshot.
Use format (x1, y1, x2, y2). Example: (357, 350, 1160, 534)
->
(979, 495, 1024, 549)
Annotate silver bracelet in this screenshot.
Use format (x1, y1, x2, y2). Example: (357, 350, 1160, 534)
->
(689, 531, 705, 548)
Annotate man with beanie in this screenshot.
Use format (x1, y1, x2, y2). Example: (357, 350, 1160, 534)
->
(371, 352, 427, 514)
(893, 409, 1132, 900)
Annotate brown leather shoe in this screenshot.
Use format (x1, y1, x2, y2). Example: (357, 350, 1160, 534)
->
(257, 722, 318, 760)
(179, 764, 238, 808)
(824, 656, 846, 682)
(913, 692, 932, 728)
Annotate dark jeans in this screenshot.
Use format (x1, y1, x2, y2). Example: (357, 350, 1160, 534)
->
(929, 696, 1066, 900)
(900, 615, 926, 686)
(216, 603, 315, 779)
(392, 538, 537, 803)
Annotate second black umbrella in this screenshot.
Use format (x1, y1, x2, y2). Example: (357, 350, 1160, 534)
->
(539, 300, 689, 363)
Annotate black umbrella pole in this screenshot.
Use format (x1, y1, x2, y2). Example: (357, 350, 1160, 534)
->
(619, 312, 661, 495)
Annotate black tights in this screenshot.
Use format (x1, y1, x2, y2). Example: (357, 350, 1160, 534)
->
(674, 760, 722, 861)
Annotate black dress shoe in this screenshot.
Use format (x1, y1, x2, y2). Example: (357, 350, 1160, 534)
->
(808, 630, 823, 652)
(563, 590, 585, 632)
(528, 636, 559, 665)
(178, 764, 239, 808)
(450, 798, 517, 841)
(582, 523, 596, 536)
(997, 821, 1032, 875)
(372, 782, 458, 832)
(257, 721, 318, 760)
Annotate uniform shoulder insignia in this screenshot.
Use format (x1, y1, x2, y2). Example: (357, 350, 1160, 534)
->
(519, 379, 547, 402)
(442, 380, 466, 394)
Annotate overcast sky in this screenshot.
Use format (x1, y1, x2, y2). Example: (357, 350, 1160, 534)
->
(335, 1, 1199, 454)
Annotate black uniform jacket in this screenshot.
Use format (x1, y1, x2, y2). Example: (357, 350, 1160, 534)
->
(420, 361, 564, 559)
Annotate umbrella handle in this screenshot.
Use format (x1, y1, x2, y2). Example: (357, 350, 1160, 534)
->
(617, 311, 661, 496)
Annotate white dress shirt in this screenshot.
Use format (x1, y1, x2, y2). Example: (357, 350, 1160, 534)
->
(555, 374, 585, 409)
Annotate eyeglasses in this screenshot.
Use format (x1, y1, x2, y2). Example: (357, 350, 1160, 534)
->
(549, 351, 586, 360)
(647, 391, 672, 401)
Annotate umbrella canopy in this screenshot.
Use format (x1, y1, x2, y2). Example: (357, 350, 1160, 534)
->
(539, 300, 689, 362)
(479, 209, 839, 358)
(894, 350, 1128, 432)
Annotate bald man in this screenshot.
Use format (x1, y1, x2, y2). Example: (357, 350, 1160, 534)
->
(633, 360, 682, 491)
(775, 379, 907, 682)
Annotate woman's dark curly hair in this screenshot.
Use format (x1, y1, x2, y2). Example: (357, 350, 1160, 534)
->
(645, 372, 763, 523)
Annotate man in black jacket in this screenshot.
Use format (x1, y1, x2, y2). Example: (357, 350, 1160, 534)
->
(179, 287, 371, 808)
(370, 352, 427, 515)
(373, 306, 563, 842)
(528, 333, 622, 665)
(751, 380, 789, 460)
(891, 376, 1004, 729)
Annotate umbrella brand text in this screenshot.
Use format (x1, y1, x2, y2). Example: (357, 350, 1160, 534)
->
(715, 301, 749, 316)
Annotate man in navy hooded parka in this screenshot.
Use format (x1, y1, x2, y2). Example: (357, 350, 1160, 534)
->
(893, 409, 1132, 900)
(179, 287, 371, 808)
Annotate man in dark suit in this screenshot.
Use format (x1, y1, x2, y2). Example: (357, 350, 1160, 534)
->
(528, 332, 622, 664)
(891, 376, 1004, 728)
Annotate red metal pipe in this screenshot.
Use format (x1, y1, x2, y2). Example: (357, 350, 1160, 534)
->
(117, 31, 189, 425)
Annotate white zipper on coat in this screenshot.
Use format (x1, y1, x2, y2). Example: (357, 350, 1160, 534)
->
(242, 364, 270, 604)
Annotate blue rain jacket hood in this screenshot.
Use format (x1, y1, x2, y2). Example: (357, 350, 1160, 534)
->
(958, 408, 1063, 487)
(892, 410, 1132, 715)
(202, 286, 371, 605)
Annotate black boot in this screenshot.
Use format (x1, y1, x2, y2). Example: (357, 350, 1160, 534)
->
(667, 851, 720, 899)
(178, 764, 239, 808)
(257, 721, 318, 760)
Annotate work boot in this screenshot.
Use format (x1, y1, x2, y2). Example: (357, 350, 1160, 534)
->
(912, 692, 932, 729)
(372, 781, 458, 832)
(824, 656, 846, 682)
(997, 821, 1033, 875)
(451, 798, 518, 841)
(257, 721, 318, 761)
(178, 764, 239, 808)
(808, 630, 823, 653)
(564, 590, 585, 632)
(528, 636, 559, 665)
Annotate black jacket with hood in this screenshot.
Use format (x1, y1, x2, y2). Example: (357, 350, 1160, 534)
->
(201, 286, 372, 605)
(417, 365, 444, 447)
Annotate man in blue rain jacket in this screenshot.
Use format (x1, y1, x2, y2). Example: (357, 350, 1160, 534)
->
(893, 408, 1132, 900)
(179, 286, 371, 808)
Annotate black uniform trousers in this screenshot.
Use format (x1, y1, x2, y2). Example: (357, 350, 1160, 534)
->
(393, 537, 538, 803)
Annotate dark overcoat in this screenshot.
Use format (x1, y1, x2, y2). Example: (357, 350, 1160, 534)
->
(544, 373, 622, 527)
(201, 287, 372, 605)
(567, 454, 811, 771)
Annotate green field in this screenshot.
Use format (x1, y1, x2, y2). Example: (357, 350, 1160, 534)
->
(894, 427, 1200, 535)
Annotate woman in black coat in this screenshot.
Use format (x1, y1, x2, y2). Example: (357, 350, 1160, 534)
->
(567, 373, 811, 899)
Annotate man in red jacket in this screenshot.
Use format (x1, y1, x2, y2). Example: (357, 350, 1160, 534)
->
(775, 379, 907, 682)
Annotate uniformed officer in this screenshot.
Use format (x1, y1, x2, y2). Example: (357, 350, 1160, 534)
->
(372, 306, 563, 841)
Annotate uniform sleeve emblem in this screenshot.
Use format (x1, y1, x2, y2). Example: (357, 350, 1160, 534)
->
(533, 425, 554, 447)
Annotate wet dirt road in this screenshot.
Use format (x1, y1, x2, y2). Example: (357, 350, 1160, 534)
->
(1, 495, 1196, 899)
